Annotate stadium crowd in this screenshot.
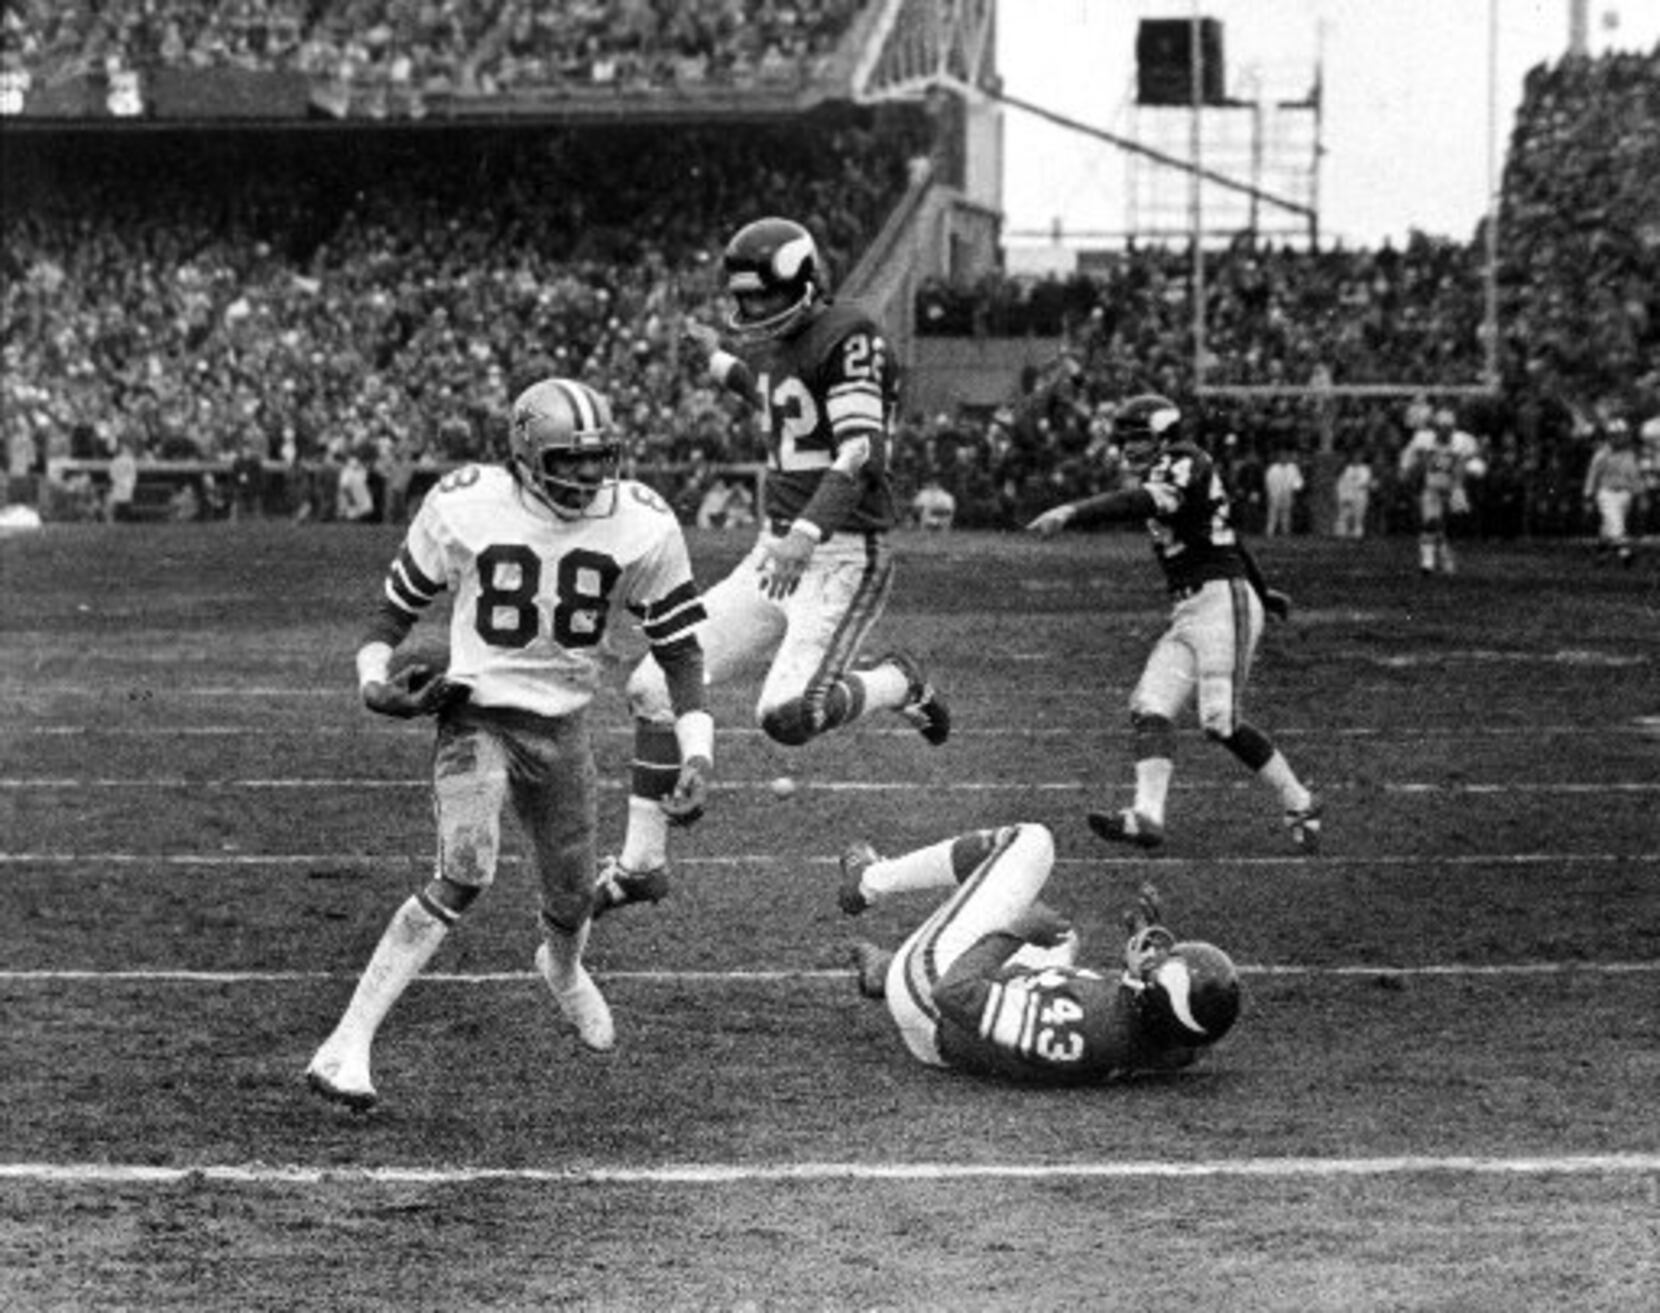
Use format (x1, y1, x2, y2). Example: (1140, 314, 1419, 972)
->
(3, 28, 1655, 536)
(1, 0, 867, 99)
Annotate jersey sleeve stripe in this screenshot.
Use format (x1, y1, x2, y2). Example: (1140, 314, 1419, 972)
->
(641, 580, 702, 621)
(641, 597, 707, 644)
(827, 392, 884, 420)
(395, 545, 441, 596)
(383, 575, 427, 616)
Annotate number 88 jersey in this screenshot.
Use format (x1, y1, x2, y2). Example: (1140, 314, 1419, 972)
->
(383, 464, 704, 719)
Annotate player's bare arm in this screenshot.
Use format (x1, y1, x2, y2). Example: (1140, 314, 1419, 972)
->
(653, 633, 713, 826)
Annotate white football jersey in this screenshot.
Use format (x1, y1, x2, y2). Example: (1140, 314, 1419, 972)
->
(384, 466, 701, 718)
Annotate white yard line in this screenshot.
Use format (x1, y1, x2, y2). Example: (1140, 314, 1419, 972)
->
(2, 962, 1656, 985)
(10, 723, 1655, 738)
(1, 851, 1656, 870)
(0, 1155, 1655, 1187)
(3, 778, 1658, 795)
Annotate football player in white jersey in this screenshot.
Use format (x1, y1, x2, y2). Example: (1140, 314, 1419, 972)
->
(1398, 407, 1482, 575)
(307, 377, 710, 1111)
(594, 217, 950, 915)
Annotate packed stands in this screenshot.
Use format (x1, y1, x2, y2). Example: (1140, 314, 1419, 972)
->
(2, 6, 1655, 535)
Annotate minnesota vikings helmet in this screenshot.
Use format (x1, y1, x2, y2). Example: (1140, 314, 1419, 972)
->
(1113, 393, 1183, 471)
(722, 216, 824, 342)
(1143, 941, 1242, 1045)
(508, 377, 622, 517)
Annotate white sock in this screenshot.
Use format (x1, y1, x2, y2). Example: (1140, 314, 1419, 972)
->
(540, 919, 592, 992)
(862, 837, 960, 901)
(1133, 758, 1174, 826)
(619, 795, 670, 872)
(1258, 752, 1312, 813)
(325, 896, 448, 1053)
(860, 661, 911, 712)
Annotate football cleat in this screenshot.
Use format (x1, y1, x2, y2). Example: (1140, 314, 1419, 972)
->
(592, 855, 672, 918)
(1285, 795, 1324, 853)
(1087, 808, 1165, 850)
(837, 840, 882, 916)
(883, 650, 951, 746)
(305, 1046, 378, 1112)
(535, 944, 616, 1053)
(849, 940, 894, 1000)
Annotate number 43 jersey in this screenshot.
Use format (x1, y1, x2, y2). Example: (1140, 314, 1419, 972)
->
(382, 465, 704, 719)
(935, 961, 1177, 1084)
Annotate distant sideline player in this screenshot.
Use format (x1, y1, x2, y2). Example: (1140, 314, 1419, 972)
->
(1027, 394, 1322, 854)
(1582, 419, 1643, 568)
(1398, 407, 1482, 576)
(306, 377, 711, 1111)
(839, 822, 1242, 1082)
(598, 216, 950, 915)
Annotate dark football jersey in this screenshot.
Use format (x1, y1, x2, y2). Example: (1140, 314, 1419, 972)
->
(733, 301, 900, 534)
(1139, 440, 1251, 594)
(933, 952, 1196, 1084)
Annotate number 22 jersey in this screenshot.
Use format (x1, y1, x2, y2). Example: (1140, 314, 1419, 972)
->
(729, 300, 900, 535)
(376, 465, 704, 719)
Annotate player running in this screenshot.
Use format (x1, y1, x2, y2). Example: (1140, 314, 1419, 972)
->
(1027, 393, 1322, 853)
(306, 377, 711, 1110)
(597, 216, 950, 914)
(839, 822, 1242, 1082)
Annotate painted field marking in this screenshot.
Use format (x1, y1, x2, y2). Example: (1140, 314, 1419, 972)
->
(1, 851, 1656, 871)
(3, 778, 1658, 796)
(1, 962, 1657, 986)
(0, 1154, 1656, 1188)
(9, 723, 1657, 740)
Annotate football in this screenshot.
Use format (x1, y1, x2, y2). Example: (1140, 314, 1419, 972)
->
(769, 776, 798, 799)
(387, 641, 450, 688)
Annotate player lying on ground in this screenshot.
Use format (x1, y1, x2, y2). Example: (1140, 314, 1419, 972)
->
(306, 376, 711, 1111)
(839, 822, 1242, 1082)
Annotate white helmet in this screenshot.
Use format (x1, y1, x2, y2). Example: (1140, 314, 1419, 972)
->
(508, 377, 621, 517)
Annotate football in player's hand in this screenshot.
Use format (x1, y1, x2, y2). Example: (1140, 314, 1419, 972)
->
(388, 641, 451, 688)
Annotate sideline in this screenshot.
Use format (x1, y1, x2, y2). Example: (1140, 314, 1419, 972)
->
(2, 1155, 1657, 1187)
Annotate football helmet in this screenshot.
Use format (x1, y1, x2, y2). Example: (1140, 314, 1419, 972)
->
(508, 377, 621, 517)
(722, 216, 824, 341)
(1113, 393, 1183, 470)
(1143, 940, 1241, 1044)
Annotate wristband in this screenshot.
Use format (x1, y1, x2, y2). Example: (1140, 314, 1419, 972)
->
(356, 641, 393, 690)
(788, 519, 825, 543)
(709, 350, 740, 385)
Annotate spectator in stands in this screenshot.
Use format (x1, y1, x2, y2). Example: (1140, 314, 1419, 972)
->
(911, 478, 957, 531)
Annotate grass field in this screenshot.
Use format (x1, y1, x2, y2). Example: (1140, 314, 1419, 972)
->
(1, 520, 1657, 1311)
